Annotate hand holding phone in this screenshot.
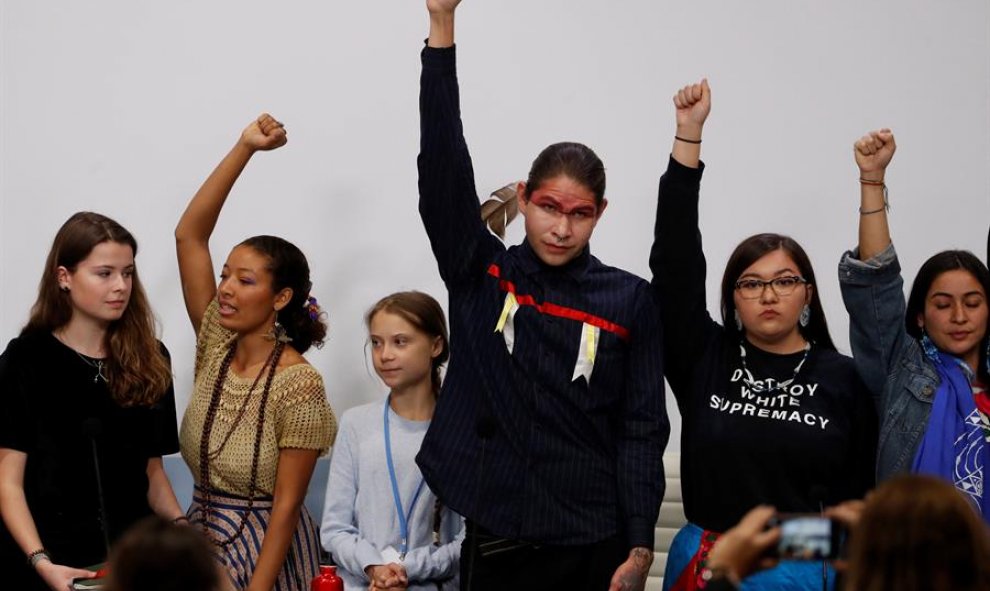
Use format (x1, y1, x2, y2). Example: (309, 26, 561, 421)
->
(767, 514, 848, 560)
(706, 506, 782, 584)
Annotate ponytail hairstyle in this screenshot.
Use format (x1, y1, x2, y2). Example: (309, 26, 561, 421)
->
(366, 291, 449, 395)
(22, 212, 172, 406)
(238, 235, 327, 354)
(523, 142, 606, 206)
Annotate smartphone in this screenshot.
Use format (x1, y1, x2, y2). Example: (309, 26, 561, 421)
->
(768, 514, 847, 560)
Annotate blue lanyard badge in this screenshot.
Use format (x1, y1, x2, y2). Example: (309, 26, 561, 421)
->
(383, 397, 426, 559)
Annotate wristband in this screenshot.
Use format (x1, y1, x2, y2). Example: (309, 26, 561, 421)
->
(27, 548, 50, 568)
(675, 135, 702, 144)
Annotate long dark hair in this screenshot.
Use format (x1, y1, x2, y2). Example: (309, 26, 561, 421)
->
(238, 235, 326, 354)
(523, 142, 606, 205)
(845, 474, 990, 591)
(719, 233, 836, 351)
(366, 291, 449, 395)
(22, 212, 172, 406)
(905, 249, 990, 383)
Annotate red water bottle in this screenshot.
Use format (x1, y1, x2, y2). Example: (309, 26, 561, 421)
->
(311, 565, 344, 591)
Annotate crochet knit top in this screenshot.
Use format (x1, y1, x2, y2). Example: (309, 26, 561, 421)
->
(179, 299, 336, 496)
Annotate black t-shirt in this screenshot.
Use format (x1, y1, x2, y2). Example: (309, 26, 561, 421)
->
(677, 338, 877, 532)
(651, 157, 878, 533)
(0, 331, 179, 588)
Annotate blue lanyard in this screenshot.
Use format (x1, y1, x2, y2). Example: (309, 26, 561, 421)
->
(383, 396, 426, 559)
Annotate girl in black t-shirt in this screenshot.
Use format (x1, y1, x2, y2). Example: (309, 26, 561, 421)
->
(0, 212, 185, 591)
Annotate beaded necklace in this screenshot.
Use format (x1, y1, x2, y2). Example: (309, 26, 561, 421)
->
(738, 340, 812, 394)
(197, 339, 284, 548)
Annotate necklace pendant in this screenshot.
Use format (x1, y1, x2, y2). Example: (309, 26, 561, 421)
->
(737, 340, 811, 395)
(94, 361, 107, 384)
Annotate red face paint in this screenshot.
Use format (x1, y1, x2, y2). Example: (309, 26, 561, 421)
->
(520, 175, 606, 266)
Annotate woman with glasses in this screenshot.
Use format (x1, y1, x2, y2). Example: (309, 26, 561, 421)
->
(649, 80, 877, 590)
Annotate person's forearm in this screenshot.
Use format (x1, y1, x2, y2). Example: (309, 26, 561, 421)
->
(0, 450, 45, 559)
(146, 458, 185, 521)
(0, 451, 97, 589)
(175, 142, 254, 245)
(609, 546, 653, 591)
(246, 497, 302, 591)
(0, 483, 44, 558)
(852, 130, 895, 261)
(247, 446, 317, 591)
(857, 181, 891, 261)
(671, 123, 703, 168)
(428, 11, 455, 47)
(2, 488, 98, 590)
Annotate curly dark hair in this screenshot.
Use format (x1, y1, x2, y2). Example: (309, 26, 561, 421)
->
(239, 235, 327, 354)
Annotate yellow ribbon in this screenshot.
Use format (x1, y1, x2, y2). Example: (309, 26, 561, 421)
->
(585, 323, 597, 363)
(495, 293, 517, 333)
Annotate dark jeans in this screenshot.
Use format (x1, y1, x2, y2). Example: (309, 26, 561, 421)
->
(459, 521, 626, 591)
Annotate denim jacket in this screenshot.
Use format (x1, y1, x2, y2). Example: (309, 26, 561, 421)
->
(839, 243, 939, 481)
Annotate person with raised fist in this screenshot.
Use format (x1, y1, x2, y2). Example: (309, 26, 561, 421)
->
(839, 129, 990, 522)
(415, 1, 669, 590)
(175, 113, 337, 591)
(650, 81, 876, 590)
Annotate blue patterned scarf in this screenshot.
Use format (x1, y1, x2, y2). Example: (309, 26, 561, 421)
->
(912, 341, 990, 523)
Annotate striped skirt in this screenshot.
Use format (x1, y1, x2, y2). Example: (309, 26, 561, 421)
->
(189, 486, 321, 591)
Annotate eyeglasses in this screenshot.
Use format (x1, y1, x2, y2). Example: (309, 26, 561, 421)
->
(734, 276, 807, 299)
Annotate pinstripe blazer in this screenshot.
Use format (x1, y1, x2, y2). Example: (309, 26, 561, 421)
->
(414, 45, 669, 548)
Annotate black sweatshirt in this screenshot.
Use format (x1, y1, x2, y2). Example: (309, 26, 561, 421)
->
(649, 156, 877, 533)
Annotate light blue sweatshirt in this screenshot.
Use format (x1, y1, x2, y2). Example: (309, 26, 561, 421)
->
(320, 400, 463, 591)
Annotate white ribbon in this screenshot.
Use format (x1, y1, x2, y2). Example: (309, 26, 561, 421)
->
(572, 322, 600, 383)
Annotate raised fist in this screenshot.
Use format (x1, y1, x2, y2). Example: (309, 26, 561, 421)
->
(673, 79, 711, 132)
(853, 129, 895, 178)
(239, 113, 287, 152)
(426, 0, 461, 15)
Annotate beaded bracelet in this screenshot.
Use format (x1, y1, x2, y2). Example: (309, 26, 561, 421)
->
(27, 548, 50, 568)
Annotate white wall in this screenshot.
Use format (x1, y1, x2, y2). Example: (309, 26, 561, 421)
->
(2, 1, 988, 452)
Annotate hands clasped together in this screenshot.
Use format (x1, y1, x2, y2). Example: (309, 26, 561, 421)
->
(366, 562, 408, 591)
